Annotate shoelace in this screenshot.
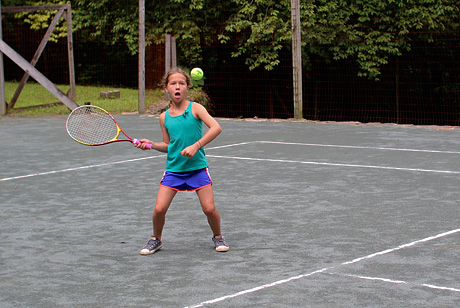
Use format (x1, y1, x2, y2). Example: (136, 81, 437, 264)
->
(147, 238, 160, 247)
(214, 237, 226, 246)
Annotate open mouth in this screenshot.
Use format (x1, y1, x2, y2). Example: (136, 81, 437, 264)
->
(174, 92, 181, 99)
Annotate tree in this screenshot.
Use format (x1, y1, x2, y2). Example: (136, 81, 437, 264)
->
(9, 1, 70, 43)
(144, 0, 238, 67)
(221, 0, 460, 79)
(16, 0, 238, 67)
(218, 0, 292, 71)
(13, 0, 460, 79)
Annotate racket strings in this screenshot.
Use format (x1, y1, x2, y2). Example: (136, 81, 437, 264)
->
(66, 106, 119, 145)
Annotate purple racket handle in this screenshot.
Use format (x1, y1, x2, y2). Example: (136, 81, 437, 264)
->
(133, 139, 152, 149)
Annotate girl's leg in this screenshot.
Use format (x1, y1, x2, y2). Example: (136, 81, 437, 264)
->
(196, 185, 222, 236)
(153, 186, 177, 240)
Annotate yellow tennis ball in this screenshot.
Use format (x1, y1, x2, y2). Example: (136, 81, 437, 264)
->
(191, 67, 204, 80)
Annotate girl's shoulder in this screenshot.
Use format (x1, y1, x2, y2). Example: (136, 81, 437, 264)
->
(159, 111, 167, 124)
(191, 102, 207, 117)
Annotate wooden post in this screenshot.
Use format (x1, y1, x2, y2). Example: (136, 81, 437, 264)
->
(395, 57, 400, 123)
(0, 0, 5, 116)
(165, 34, 176, 74)
(291, 0, 303, 119)
(165, 34, 171, 74)
(138, 0, 145, 113)
(65, 4, 76, 102)
(171, 36, 176, 68)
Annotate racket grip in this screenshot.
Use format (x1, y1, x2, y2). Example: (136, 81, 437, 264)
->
(133, 139, 152, 149)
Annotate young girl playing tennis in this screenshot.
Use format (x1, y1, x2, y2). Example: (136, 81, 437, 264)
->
(135, 67, 229, 255)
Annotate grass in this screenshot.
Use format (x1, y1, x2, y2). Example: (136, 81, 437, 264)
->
(2, 81, 166, 117)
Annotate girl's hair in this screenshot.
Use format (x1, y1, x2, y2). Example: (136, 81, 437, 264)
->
(160, 67, 192, 87)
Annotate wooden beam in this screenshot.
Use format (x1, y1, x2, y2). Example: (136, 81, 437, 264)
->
(7, 7, 66, 110)
(0, 39, 78, 110)
(2, 5, 69, 13)
(3, 4, 76, 111)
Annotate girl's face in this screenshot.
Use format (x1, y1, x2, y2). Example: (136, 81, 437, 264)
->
(165, 73, 190, 104)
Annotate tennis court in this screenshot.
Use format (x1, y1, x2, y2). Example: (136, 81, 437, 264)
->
(1, 115, 460, 307)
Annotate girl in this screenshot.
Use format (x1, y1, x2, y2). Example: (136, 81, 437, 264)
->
(136, 67, 229, 254)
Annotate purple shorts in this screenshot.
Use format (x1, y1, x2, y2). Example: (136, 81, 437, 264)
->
(160, 167, 212, 191)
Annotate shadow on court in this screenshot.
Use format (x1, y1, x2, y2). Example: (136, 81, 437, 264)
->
(1, 116, 459, 307)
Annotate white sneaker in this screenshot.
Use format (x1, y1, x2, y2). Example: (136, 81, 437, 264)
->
(212, 235, 229, 252)
(140, 236, 162, 255)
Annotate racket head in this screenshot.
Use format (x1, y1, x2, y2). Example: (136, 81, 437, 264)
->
(66, 105, 127, 146)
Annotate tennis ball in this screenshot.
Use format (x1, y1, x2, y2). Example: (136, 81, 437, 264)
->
(191, 67, 204, 80)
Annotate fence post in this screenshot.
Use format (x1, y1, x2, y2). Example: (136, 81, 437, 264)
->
(291, 0, 303, 119)
(65, 4, 76, 102)
(138, 0, 145, 114)
(165, 34, 171, 75)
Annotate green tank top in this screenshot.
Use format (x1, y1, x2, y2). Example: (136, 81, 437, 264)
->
(164, 102, 208, 172)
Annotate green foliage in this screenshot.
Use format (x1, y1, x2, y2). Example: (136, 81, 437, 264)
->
(71, 0, 139, 54)
(305, 0, 460, 79)
(221, 0, 292, 71)
(11, 0, 460, 79)
(223, 0, 460, 79)
(3, 0, 29, 6)
(144, 0, 238, 67)
(14, 1, 70, 43)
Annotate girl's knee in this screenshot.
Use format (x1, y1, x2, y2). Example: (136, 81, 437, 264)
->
(154, 204, 168, 216)
(202, 205, 218, 217)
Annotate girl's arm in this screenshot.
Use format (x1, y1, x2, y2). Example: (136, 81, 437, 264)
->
(136, 112, 170, 152)
(180, 103, 222, 158)
(194, 103, 222, 147)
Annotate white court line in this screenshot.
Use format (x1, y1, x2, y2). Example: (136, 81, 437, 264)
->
(0, 155, 166, 182)
(184, 228, 460, 307)
(0, 142, 251, 182)
(341, 228, 460, 265)
(3, 140, 460, 181)
(423, 284, 460, 293)
(207, 155, 460, 174)
(258, 141, 460, 154)
(207, 141, 254, 149)
(329, 273, 460, 293)
(330, 273, 408, 285)
(185, 268, 330, 308)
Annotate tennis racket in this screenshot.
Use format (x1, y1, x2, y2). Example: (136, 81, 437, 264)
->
(66, 105, 151, 149)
